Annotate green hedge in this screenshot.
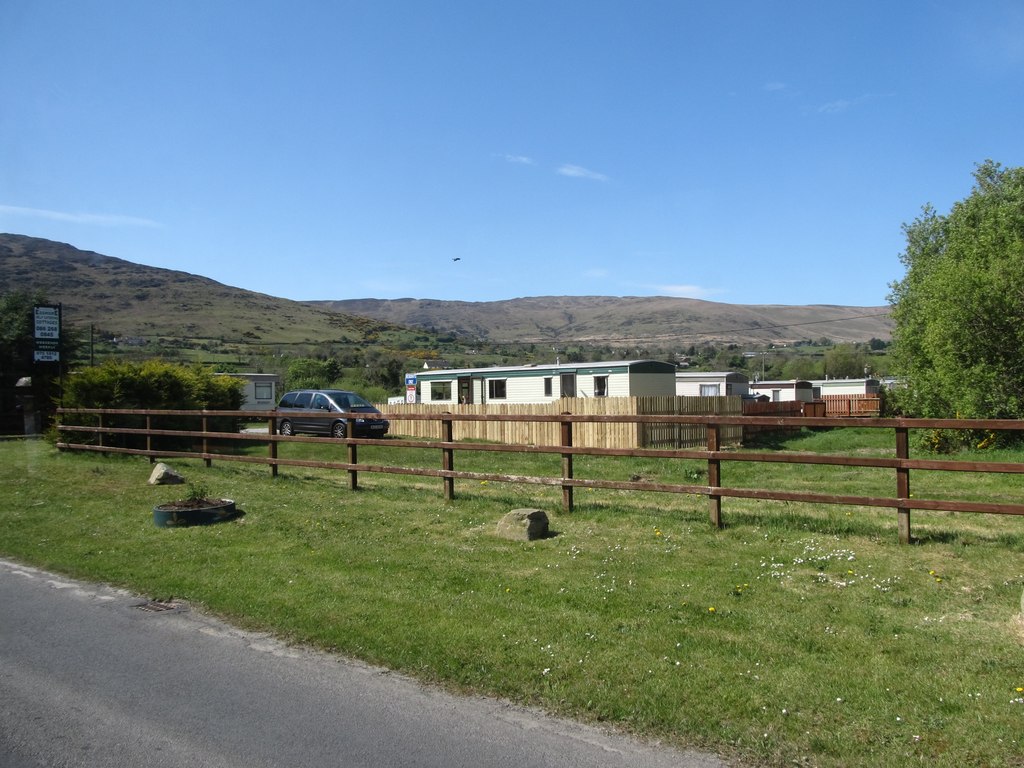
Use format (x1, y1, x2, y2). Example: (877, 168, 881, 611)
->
(61, 360, 244, 449)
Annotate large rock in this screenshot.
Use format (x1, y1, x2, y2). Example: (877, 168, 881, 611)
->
(496, 508, 550, 541)
(148, 463, 185, 485)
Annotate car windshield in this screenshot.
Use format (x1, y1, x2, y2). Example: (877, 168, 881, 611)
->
(325, 391, 374, 409)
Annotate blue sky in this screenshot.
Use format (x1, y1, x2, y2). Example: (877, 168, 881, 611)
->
(2, 2, 1022, 307)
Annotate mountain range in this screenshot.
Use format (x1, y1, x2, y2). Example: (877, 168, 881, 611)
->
(312, 297, 891, 346)
(1, 233, 891, 347)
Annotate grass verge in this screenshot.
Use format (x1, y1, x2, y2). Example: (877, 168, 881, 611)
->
(2, 435, 1023, 766)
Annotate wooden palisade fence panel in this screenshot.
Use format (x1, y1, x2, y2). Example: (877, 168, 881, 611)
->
(382, 396, 743, 449)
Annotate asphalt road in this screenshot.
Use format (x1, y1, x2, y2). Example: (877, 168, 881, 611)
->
(0, 558, 726, 768)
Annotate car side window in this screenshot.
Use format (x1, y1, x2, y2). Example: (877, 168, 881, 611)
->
(279, 393, 297, 408)
(312, 393, 329, 410)
(294, 392, 312, 409)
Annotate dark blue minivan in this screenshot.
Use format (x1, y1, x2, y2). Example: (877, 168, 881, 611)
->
(275, 389, 389, 438)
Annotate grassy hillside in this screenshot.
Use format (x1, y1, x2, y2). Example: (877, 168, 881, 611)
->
(0, 233, 413, 346)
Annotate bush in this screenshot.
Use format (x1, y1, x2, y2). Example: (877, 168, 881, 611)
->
(62, 360, 244, 449)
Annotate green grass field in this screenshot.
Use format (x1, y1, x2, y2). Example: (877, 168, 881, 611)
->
(2, 431, 1023, 767)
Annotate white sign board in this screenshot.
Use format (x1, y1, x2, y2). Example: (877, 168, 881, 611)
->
(34, 306, 60, 339)
(34, 350, 60, 362)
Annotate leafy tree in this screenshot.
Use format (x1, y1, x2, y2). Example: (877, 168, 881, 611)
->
(823, 344, 869, 379)
(364, 353, 406, 389)
(781, 355, 823, 381)
(285, 358, 342, 390)
(888, 160, 1024, 425)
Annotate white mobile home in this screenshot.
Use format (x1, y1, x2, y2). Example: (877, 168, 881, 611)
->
(675, 371, 749, 397)
(748, 379, 814, 403)
(810, 378, 880, 398)
(412, 360, 677, 405)
(218, 372, 281, 411)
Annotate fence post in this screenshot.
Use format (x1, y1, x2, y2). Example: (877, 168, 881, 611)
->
(896, 426, 911, 544)
(202, 415, 212, 468)
(268, 416, 278, 478)
(442, 414, 454, 501)
(146, 414, 154, 463)
(707, 423, 722, 529)
(97, 412, 104, 449)
(561, 415, 574, 513)
(347, 417, 358, 490)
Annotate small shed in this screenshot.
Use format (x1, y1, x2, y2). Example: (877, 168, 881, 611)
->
(412, 360, 677, 405)
(675, 371, 749, 397)
(748, 379, 814, 403)
(218, 372, 281, 411)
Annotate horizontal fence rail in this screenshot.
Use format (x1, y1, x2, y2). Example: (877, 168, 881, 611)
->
(56, 407, 1024, 544)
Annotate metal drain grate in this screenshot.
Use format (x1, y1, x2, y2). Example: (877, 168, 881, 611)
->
(134, 600, 181, 613)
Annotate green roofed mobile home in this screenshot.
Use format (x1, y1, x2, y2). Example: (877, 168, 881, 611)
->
(412, 360, 676, 405)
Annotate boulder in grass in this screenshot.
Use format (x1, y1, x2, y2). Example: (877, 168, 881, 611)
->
(148, 463, 185, 486)
(496, 508, 550, 541)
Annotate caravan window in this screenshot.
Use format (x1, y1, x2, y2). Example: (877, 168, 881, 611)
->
(254, 382, 274, 401)
(700, 384, 720, 397)
(430, 381, 452, 401)
(594, 376, 608, 397)
(488, 379, 507, 399)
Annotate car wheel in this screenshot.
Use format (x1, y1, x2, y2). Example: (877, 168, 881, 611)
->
(331, 421, 347, 439)
(279, 420, 294, 437)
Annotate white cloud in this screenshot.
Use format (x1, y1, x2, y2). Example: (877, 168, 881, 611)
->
(0, 204, 160, 228)
(557, 164, 609, 182)
(503, 154, 535, 165)
(654, 283, 721, 299)
(764, 81, 788, 92)
(818, 98, 852, 114)
(817, 94, 876, 114)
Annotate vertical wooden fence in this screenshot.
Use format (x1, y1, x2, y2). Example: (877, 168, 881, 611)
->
(380, 396, 744, 448)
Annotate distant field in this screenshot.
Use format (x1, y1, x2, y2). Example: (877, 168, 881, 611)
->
(2, 432, 1022, 767)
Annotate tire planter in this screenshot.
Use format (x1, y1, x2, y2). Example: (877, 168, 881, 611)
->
(153, 499, 237, 528)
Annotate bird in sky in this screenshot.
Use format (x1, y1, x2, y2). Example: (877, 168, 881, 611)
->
(452, 257, 461, 262)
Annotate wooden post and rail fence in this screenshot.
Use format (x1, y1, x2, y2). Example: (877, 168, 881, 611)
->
(55, 403, 1024, 545)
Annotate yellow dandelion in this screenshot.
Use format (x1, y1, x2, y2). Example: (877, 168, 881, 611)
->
(708, 606, 716, 613)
